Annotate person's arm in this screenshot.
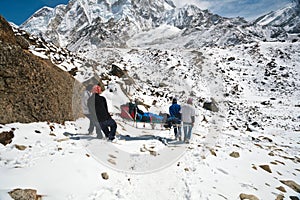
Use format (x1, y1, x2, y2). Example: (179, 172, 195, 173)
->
(191, 116, 195, 125)
(103, 97, 109, 113)
(191, 107, 196, 126)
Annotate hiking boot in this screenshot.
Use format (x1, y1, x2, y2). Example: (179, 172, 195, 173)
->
(108, 137, 118, 143)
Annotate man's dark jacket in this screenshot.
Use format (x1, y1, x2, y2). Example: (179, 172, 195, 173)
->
(88, 94, 111, 122)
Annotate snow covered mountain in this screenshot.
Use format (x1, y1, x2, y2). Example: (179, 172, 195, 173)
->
(254, 0, 300, 34)
(20, 0, 175, 50)
(20, 0, 292, 51)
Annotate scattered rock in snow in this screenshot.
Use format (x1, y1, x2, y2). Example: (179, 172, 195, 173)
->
(275, 194, 284, 200)
(227, 57, 235, 61)
(101, 172, 109, 180)
(8, 188, 42, 200)
(259, 165, 272, 173)
(276, 186, 287, 193)
(230, 151, 240, 158)
(109, 154, 117, 159)
(210, 149, 217, 156)
(268, 152, 275, 156)
(110, 64, 126, 78)
(55, 138, 69, 142)
(149, 150, 157, 156)
(108, 159, 116, 165)
(49, 125, 55, 132)
(239, 193, 259, 200)
(275, 160, 285, 165)
(0, 130, 14, 146)
(203, 98, 219, 112)
(258, 136, 272, 142)
(246, 124, 253, 132)
(15, 144, 27, 151)
(289, 196, 300, 200)
(280, 180, 300, 193)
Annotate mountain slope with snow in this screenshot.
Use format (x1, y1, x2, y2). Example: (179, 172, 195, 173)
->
(254, 0, 300, 34)
(20, 0, 175, 50)
(20, 0, 293, 51)
(2, 23, 299, 199)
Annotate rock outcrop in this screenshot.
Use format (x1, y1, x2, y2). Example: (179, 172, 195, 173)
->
(0, 15, 74, 124)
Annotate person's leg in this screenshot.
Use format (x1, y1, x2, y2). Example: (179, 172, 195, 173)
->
(173, 126, 178, 138)
(99, 121, 110, 138)
(183, 123, 188, 141)
(85, 114, 95, 134)
(177, 123, 182, 141)
(95, 122, 103, 139)
(187, 125, 193, 141)
(108, 119, 117, 140)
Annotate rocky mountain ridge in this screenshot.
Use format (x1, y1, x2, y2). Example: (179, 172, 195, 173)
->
(0, 16, 75, 124)
(19, 0, 299, 51)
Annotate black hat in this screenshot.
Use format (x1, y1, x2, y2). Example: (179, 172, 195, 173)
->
(172, 98, 177, 104)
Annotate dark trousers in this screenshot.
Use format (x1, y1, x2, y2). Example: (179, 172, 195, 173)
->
(99, 118, 117, 140)
(167, 117, 181, 138)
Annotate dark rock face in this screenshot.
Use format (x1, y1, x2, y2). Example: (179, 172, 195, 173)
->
(203, 98, 219, 112)
(0, 16, 74, 124)
(0, 130, 14, 146)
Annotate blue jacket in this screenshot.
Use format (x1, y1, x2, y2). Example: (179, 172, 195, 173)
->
(169, 103, 181, 119)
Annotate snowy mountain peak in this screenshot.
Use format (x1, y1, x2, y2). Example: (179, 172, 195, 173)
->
(20, 0, 176, 48)
(20, 0, 299, 51)
(254, 1, 300, 33)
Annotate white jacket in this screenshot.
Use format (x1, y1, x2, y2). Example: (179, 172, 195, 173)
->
(81, 90, 91, 115)
(180, 104, 196, 123)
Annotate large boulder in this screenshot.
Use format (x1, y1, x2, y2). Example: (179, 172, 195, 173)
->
(0, 130, 14, 146)
(8, 188, 42, 200)
(0, 15, 74, 124)
(203, 98, 219, 112)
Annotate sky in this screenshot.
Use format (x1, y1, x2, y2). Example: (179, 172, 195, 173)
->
(0, 0, 292, 25)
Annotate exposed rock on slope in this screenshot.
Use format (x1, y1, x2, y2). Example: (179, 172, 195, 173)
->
(0, 15, 74, 124)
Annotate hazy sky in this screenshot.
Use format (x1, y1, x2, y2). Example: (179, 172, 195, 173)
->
(0, 0, 292, 25)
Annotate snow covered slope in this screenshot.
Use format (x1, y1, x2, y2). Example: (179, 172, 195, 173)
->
(19, 0, 291, 51)
(254, 0, 300, 34)
(1, 25, 299, 199)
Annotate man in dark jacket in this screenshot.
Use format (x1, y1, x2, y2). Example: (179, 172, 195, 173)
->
(88, 85, 117, 141)
(167, 98, 182, 140)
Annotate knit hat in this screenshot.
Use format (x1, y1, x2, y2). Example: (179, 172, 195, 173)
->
(91, 85, 102, 94)
(187, 98, 193, 104)
(172, 98, 177, 104)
